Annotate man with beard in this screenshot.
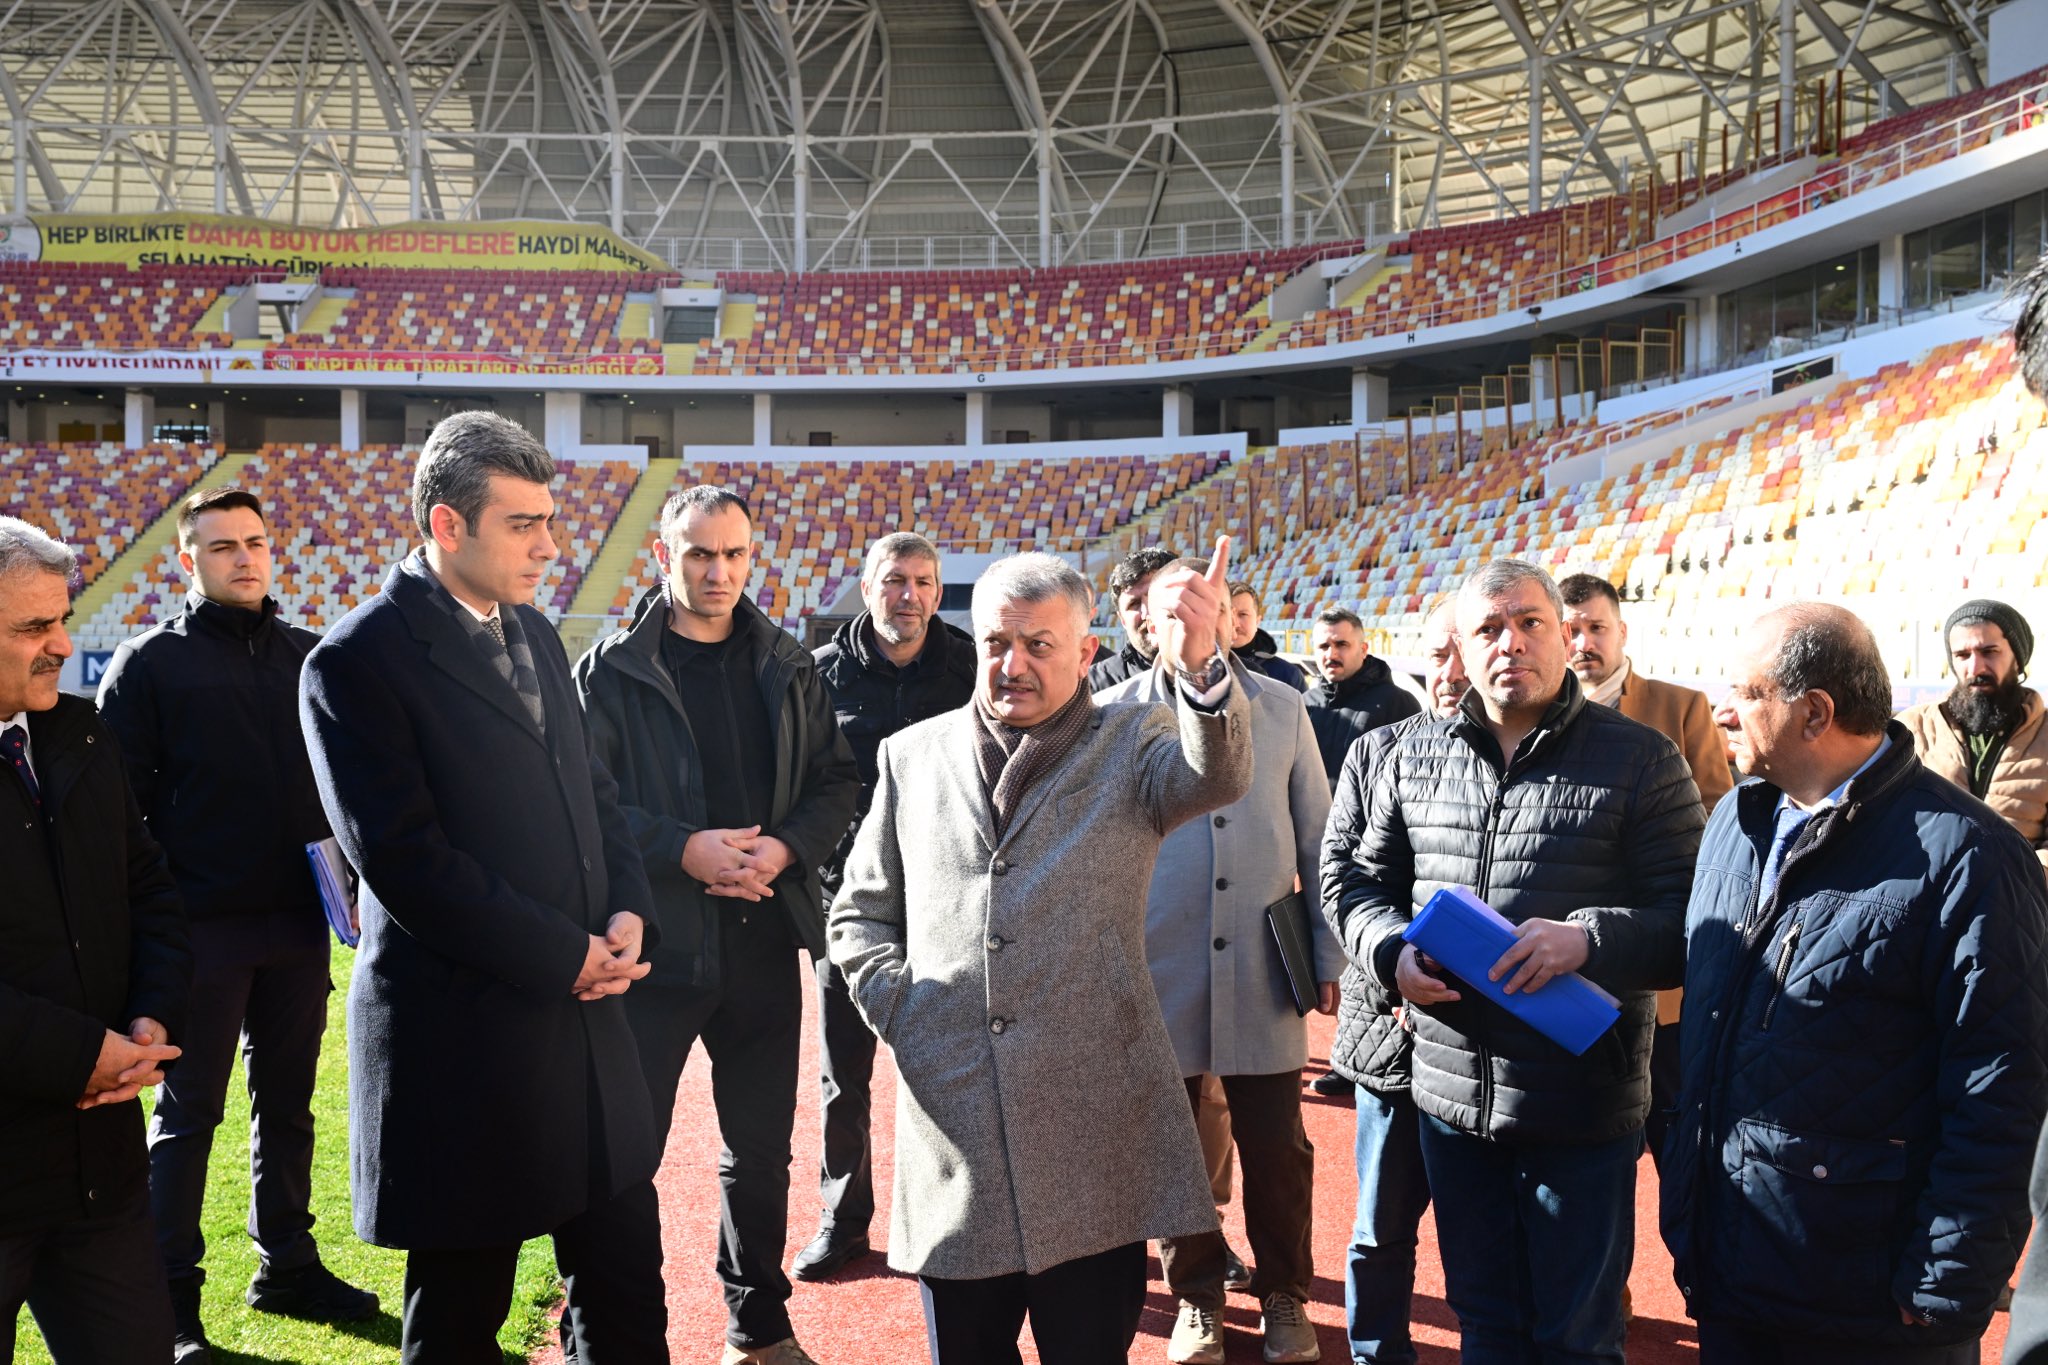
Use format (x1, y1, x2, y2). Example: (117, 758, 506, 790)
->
(1305, 607, 1420, 792)
(1087, 546, 1176, 692)
(797, 532, 974, 1282)
(1901, 600, 2048, 869)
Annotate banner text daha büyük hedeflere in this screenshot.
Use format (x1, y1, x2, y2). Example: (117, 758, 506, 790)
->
(0, 215, 666, 274)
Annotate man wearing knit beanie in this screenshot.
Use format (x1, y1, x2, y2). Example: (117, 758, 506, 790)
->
(1899, 598, 2048, 870)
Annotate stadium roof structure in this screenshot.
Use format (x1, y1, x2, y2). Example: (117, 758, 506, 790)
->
(0, 0, 2007, 272)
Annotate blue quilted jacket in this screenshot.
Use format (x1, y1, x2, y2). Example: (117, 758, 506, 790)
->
(1660, 722, 2048, 1345)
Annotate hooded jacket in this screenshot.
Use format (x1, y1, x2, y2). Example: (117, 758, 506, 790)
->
(573, 585, 858, 987)
(1305, 654, 1423, 789)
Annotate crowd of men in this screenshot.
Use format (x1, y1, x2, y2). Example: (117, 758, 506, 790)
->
(10, 330, 2048, 1365)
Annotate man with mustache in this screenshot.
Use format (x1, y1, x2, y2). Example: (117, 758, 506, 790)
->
(797, 532, 974, 1282)
(1328, 559, 1703, 1364)
(1087, 545, 1176, 692)
(1306, 607, 1421, 795)
(574, 485, 857, 1365)
(1320, 594, 1465, 1365)
(0, 516, 190, 1364)
(1900, 600, 2048, 870)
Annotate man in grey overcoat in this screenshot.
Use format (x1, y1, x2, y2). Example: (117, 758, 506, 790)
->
(828, 543, 1253, 1364)
(1098, 554, 1338, 1365)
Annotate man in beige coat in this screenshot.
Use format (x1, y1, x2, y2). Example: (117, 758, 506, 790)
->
(1901, 598, 2048, 870)
(829, 543, 1252, 1364)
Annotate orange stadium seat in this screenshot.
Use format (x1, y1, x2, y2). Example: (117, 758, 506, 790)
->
(0, 442, 224, 582)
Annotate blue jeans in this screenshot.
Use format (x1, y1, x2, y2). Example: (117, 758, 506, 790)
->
(1417, 1112, 1641, 1365)
(1348, 1087, 1430, 1365)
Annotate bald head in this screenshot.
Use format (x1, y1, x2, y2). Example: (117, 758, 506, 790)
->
(1717, 601, 1893, 803)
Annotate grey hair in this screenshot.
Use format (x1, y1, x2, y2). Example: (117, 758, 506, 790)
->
(1460, 558, 1564, 619)
(0, 516, 78, 587)
(411, 410, 555, 535)
(658, 484, 750, 550)
(1760, 602, 1894, 737)
(972, 552, 1094, 631)
(862, 531, 940, 584)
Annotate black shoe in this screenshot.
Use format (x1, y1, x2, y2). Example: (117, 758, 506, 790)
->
(169, 1274, 214, 1365)
(1309, 1071, 1354, 1099)
(1222, 1237, 1252, 1292)
(246, 1258, 380, 1322)
(791, 1228, 872, 1282)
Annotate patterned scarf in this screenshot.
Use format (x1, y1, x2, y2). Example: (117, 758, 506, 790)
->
(971, 683, 1095, 840)
(404, 550, 547, 735)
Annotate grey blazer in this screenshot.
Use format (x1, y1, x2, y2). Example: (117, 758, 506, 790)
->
(1098, 662, 1339, 1078)
(828, 682, 1254, 1278)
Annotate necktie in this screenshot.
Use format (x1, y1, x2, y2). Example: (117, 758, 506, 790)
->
(1, 725, 39, 810)
(1755, 802, 1810, 912)
(482, 614, 507, 650)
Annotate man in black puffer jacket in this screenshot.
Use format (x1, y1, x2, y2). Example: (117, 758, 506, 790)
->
(1306, 606, 1420, 790)
(1663, 603, 2048, 1365)
(794, 532, 974, 1283)
(1330, 560, 1703, 1365)
(1319, 594, 1467, 1365)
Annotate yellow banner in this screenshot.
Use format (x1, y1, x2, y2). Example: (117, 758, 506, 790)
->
(0, 215, 666, 273)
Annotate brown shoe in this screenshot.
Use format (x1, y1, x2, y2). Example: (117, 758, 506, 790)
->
(1259, 1293, 1320, 1363)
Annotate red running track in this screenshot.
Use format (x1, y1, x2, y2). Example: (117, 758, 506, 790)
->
(539, 984, 2014, 1364)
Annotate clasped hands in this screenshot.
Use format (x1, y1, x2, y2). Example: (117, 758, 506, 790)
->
(573, 911, 651, 1002)
(78, 1017, 180, 1110)
(682, 826, 796, 903)
(1396, 918, 1590, 1005)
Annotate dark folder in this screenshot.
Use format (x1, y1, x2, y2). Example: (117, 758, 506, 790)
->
(1265, 890, 1319, 1017)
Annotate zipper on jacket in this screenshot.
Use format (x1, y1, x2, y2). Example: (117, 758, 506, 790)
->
(1473, 767, 1510, 1130)
(1760, 916, 1803, 1032)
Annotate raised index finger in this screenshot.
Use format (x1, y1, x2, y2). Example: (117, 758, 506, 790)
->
(1206, 535, 1232, 590)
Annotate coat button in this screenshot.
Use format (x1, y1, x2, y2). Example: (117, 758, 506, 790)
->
(1213, 937, 1228, 951)
(1215, 877, 1229, 891)
(1213, 815, 1227, 828)
(987, 935, 1004, 951)
(990, 1018, 1006, 1035)
(582, 857, 592, 871)
(1812, 1164, 1828, 1179)
(991, 859, 1008, 875)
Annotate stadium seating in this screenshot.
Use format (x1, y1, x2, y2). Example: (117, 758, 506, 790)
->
(1223, 332, 2036, 684)
(0, 264, 240, 350)
(696, 252, 1322, 375)
(75, 447, 640, 649)
(609, 451, 1227, 628)
(284, 269, 663, 358)
(0, 442, 223, 583)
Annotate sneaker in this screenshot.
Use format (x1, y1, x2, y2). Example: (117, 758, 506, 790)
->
(723, 1339, 822, 1365)
(1222, 1236, 1252, 1291)
(245, 1258, 380, 1322)
(1167, 1301, 1225, 1364)
(168, 1274, 213, 1365)
(1260, 1292, 1320, 1363)
(791, 1227, 872, 1282)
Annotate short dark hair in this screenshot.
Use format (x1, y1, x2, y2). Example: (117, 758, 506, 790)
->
(411, 411, 555, 535)
(658, 485, 750, 550)
(1316, 606, 1364, 632)
(2013, 255, 2048, 400)
(1109, 546, 1176, 596)
(177, 487, 265, 549)
(1764, 604, 1894, 737)
(1558, 572, 1621, 611)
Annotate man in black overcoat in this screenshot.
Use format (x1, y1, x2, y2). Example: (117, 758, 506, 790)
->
(0, 515, 191, 1363)
(299, 411, 668, 1364)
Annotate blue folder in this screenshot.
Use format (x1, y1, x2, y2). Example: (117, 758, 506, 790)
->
(1402, 886, 1620, 1056)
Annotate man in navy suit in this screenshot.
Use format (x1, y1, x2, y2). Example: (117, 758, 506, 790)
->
(299, 411, 668, 1365)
